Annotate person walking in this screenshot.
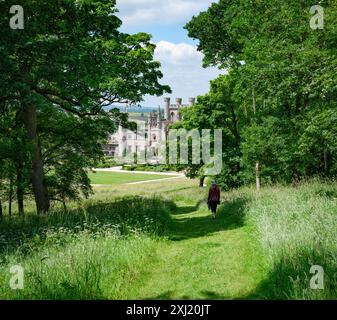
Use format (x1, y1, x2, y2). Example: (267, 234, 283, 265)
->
(208, 181, 221, 219)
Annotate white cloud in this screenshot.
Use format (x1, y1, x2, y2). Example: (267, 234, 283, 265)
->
(154, 41, 202, 65)
(114, 1, 223, 106)
(142, 41, 223, 106)
(116, 0, 215, 26)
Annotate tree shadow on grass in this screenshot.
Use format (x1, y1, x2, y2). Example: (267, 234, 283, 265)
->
(168, 198, 248, 241)
(170, 200, 204, 216)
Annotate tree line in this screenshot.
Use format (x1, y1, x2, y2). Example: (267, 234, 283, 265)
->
(175, 0, 337, 190)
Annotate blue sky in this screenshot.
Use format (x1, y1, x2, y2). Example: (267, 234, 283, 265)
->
(116, 0, 223, 107)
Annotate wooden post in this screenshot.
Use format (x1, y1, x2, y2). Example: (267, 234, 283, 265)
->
(256, 160, 261, 191)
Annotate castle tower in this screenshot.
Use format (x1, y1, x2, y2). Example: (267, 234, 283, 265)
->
(164, 97, 170, 121)
(174, 98, 181, 121)
(188, 97, 196, 106)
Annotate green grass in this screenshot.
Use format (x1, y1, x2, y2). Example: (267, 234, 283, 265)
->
(0, 196, 174, 299)
(88, 171, 176, 185)
(0, 178, 336, 299)
(243, 181, 337, 299)
(126, 200, 267, 300)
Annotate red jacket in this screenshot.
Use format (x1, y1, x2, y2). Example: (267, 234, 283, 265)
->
(208, 186, 220, 202)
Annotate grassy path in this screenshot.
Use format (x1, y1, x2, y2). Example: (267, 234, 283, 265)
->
(128, 200, 268, 300)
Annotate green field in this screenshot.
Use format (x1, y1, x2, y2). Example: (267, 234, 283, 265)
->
(88, 171, 176, 185)
(0, 178, 336, 299)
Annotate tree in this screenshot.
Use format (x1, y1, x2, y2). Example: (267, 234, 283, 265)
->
(0, 0, 170, 213)
(298, 107, 337, 177)
(185, 0, 337, 186)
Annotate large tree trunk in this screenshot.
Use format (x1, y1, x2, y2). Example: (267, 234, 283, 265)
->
(0, 198, 3, 218)
(23, 103, 50, 214)
(16, 162, 25, 216)
(256, 161, 261, 191)
(199, 176, 205, 188)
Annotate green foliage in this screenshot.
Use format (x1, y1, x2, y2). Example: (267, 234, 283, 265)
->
(176, 74, 243, 189)
(183, 0, 337, 187)
(95, 157, 118, 169)
(298, 107, 337, 176)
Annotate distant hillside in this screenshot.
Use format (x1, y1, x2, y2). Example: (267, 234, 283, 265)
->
(104, 105, 159, 114)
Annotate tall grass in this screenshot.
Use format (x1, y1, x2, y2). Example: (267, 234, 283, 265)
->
(240, 180, 337, 299)
(0, 196, 175, 299)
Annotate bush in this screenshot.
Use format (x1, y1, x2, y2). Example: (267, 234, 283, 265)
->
(122, 164, 172, 172)
(95, 157, 118, 168)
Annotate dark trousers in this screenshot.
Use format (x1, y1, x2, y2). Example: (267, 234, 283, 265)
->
(209, 201, 218, 214)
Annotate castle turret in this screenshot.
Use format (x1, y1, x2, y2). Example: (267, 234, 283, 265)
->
(176, 98, 182, 108)
(164, 97, 170, 121)
(188, 97, 196, 106)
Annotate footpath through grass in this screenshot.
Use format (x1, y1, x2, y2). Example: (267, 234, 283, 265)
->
(127, 199, 267, 300)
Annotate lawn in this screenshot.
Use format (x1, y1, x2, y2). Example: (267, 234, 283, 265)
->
(88, 171, 177, 185)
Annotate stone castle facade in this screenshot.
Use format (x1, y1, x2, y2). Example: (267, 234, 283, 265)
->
(103, 97, 196, 159)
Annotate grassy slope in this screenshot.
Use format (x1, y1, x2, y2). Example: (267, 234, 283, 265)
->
(0, 179, 336, 299)
(93, 181, 268, 299)
(88, 171, 176, 185)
